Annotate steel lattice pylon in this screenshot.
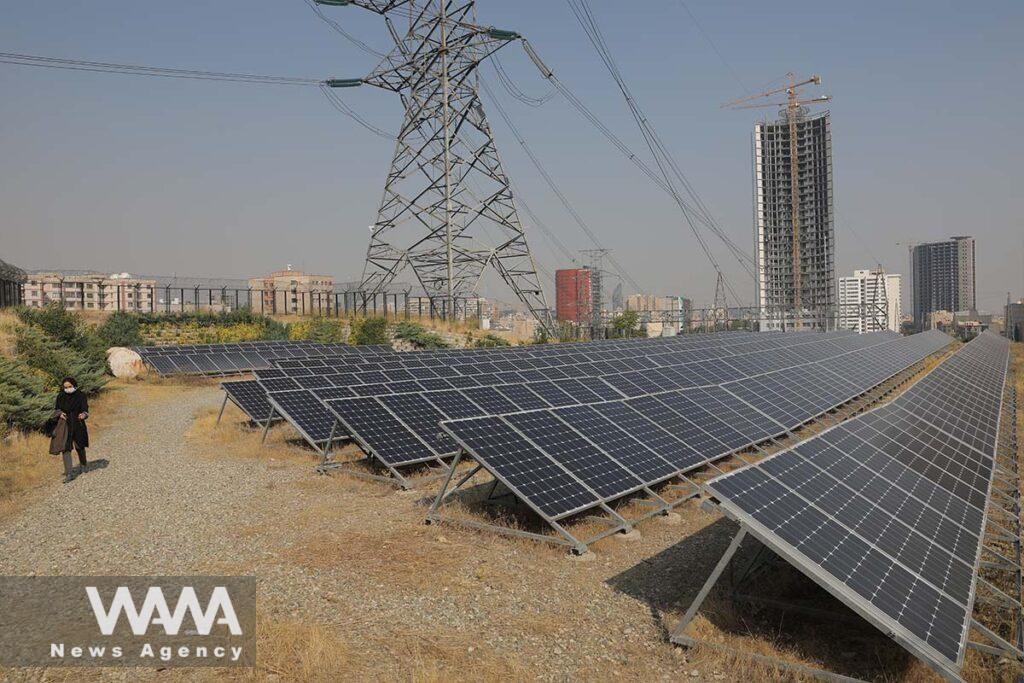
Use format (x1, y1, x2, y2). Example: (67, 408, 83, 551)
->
(321, 0, 551, 330)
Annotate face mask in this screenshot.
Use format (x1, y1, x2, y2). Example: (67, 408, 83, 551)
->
(64, 387, 76, 394)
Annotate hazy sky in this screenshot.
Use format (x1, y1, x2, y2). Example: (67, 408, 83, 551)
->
(2, 1, 1022, 311)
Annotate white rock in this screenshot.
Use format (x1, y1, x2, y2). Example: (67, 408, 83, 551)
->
(106, 347, 144, 378)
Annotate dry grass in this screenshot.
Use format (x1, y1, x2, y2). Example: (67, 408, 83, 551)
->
(0, 378, 133, 519)
(186, 403, 320, 466)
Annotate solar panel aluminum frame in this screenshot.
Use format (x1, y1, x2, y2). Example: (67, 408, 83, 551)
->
(429, 421, 634, 555)
(320, 398, 452, 490)
(218, 380, 278, 427)
(262, 392, 347, 459)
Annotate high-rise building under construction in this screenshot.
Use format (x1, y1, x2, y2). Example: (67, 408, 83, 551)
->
(753, 109, 836, 329)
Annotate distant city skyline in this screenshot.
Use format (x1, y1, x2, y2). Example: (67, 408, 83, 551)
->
(3, 1, 1022, 312)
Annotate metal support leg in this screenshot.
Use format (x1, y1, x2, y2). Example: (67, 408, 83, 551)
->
(670, 528, 747, 645)
(260, 407, 276, 445)
(216, 393, 229, 426)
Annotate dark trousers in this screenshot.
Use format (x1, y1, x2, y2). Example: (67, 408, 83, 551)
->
(62, 445, 87, 475)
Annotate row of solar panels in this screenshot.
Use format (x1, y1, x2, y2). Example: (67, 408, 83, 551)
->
(257, 331, 881, 392)
(706, 332, 1010, 676)
(137, 340, 392, 376)
(146, 328, 852, 377)
(439, 330, 952, 521)
(224, 331, 949, 497)
(222, 331, 889, 454)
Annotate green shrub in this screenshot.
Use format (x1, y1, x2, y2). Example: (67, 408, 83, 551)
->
(15, 326, 107, 395)
(393, 321, 448, 349)
(97, 311, 143, 347)
(351, 317, 389, 346)
(474, 333, 510, 348)
(611, 310, 642, 338)
(289, 318, 347, 344)
(262, 317, 289, 341)
(16, 303, 80, 347)
(0, 357, 53, 432)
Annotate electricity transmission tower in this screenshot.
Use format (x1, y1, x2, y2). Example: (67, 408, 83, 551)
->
(712, 271, 730, 331)
(319, 0, 551, 331)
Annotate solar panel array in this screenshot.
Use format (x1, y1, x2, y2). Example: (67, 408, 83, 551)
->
(706, 331, 1009, 676)
(312, 331, 888, 466)
(243, 330, 855, 458)
(438, 330, 952, 521)
(137, 340, 391, 376)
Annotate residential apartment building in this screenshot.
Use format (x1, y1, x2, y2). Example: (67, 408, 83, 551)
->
(837, 269, 902, 333)
(753, 109, 836, 330)
(910, 236, 976, 331)
(22, 272, 156, 311)
(247, 268, 334, 315)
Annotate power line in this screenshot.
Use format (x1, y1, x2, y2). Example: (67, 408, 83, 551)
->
(674, 0, 748, 93)
(301, 0, 386, 58)
(0, 52, 323, 85)
(562, 0, 750, 306)
(318, 84, 393, 139)
(481, 78, 644, 293)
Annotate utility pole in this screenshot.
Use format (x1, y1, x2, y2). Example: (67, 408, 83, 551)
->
(319, 0, 552, 334)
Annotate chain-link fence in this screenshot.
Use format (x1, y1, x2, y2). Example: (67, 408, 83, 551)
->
(18, 271, 488, 322)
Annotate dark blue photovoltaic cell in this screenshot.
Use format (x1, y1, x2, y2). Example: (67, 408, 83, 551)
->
(441, 416, 599, 519)
(222, 380, 273, 423)
(268, 389, 341, 444)
(553, 405, 677, 483)
(505, 411, 641, 499)
(326, 397, 434, 466)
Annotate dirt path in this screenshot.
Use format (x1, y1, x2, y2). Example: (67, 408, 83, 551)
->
(0, 385, 280, 575)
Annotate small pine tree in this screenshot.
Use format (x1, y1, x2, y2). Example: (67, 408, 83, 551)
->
(16, 303, 80, 346)
(0, 357, 54, 431)
(97, 311, 143, 347)
(15, 326, 108, 395)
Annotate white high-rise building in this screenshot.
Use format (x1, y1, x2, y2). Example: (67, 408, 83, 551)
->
(837, 268, 902, 333)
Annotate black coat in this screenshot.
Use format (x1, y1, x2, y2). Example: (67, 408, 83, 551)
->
(54, 391, 89, 449)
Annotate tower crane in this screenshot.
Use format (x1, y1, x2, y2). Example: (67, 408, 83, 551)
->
(723, 73, 830, 311)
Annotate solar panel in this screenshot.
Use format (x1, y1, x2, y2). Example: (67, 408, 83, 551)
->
(504, 411, 643, 499)
(553, 404, 678, 483)
(422, 390, 485, 420)
(493, 384, 549, 411)
(440, 416, 600, 519)
(379, 393, 455, 454)
(325, 397, 436, 466)
(461, 386, 518, 414)
(221, 380, 274, 423)
(259, 377, 302, 393)
(704, 332, 1008, 676)
(526, 381, 578, 407)
(267, 389, 344, 447)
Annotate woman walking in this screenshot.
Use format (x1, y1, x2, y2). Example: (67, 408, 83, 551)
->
(49, 377, 89, 483)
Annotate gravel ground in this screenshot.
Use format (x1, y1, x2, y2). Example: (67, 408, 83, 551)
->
(0, 386, 306, 576)
(0, 381, 935, 682)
